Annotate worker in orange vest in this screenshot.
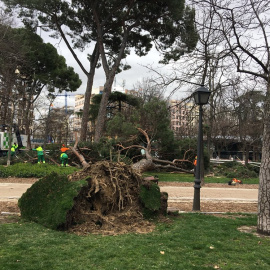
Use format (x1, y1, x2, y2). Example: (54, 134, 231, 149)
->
(193, 156, 197, 166)
(61, 144, 69, 153)
(193, 156, 197, 176)
(60, 144, 69, 167)
(228, 178, 243, 185)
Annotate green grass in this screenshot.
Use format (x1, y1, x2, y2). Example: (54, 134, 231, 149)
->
(0, 214, 269, 269)
(142, 172, 259, 185)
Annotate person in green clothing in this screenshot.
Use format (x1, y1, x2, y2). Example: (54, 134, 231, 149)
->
(60, 152, 68, 167)
(11, 144, 16, 156)
(12, 143, 18, 150)
(33, 145, 45, 164)
(11, 143, 18, 156)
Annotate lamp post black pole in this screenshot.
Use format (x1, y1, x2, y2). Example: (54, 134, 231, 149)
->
(192, 85, 211, 211)
(193, 104, 203, 211)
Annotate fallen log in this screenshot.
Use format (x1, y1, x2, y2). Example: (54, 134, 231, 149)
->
(69, 146, 90, 169)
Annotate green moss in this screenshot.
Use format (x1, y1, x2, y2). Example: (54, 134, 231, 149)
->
(18, 172, 87, 230)
(139, 182, 162, 219)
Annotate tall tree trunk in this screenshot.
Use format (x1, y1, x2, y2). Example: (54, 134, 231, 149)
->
(24, 93, 32, 149)
(80, 75, 94, 141)
(94, 76, 114, 142)
(43, 105, 52, 146)
(7, 102, 15, 166)
(80, 45, 99, 141)
(244, 144, 249, 165)
(92, 5, 129, 142)
(257, 87, 270, 234)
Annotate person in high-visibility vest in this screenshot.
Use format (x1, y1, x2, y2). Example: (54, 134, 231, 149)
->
(61, 144, 69, 153)
(60, 144, 69, 167)
(193, 156, 197, 166)
(60, 152, 68, 167)
(33, 145, 45, 164)
(10, 143, 18, 156)
(11, 145, 16, 156)
(12, 143, 18, 150)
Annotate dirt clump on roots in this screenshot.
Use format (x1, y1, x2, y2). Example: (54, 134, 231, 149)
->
(66, 161, 160, 235)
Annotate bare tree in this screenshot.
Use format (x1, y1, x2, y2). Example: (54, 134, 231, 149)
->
(132, 77, 167, 103)
(204, 0, 270, 235)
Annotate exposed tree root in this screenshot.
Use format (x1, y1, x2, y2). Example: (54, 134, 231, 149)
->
(66, 161, 160, 235)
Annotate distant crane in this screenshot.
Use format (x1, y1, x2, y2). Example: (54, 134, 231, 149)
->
(57, 91, 69, 114)
(55, 91, 69, 145)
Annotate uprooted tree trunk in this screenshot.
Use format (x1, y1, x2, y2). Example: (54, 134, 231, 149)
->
(118, 128, 193, 173)
(69, 146, 90, 169)
(69, 134, 90, 169)
(68, 128, 193, 173)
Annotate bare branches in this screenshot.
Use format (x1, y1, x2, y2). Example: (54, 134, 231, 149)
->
(117, 128, 192, 173)
(208, 0, 270, 81)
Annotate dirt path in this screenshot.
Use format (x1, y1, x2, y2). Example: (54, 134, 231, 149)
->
(159, 182, 258, 213)
(0, 178, 38, 215)
(0, 183, 33, 201)
(0, 178, 259, 214)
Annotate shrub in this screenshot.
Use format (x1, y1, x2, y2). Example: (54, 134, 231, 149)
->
(18, 173, 87, 229)
(213, 162, 259, 179)
(0, 163, 78, 178)
(203, 149, 211, 172)
(222, 161, 239, 168)
(139, 181, 162, 219)
(225, 166, 258, 179)
(247, 164, 260, 174)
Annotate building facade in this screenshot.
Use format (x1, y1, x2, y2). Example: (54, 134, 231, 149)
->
(169, 100, 197, 139)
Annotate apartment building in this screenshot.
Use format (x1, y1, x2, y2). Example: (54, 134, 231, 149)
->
(73, 86, 105, 140)
(73, 94, 85, 132)
(169, 100, 197, 138)
(73, 86, 199, 140)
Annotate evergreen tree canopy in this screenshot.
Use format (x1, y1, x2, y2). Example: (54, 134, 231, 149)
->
(0, 26, 81, 96)
(4, 0, 198, 64)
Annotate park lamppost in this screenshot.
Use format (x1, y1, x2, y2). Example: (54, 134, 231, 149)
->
(192, 85, 211, 211)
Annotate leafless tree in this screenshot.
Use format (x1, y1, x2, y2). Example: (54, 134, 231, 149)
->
(132, 77, 167, 103)
(203, 0, 270, 235)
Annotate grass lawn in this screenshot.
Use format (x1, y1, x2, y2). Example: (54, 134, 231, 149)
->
(142, 172, 259, 185)
(0, 214, 269, 269)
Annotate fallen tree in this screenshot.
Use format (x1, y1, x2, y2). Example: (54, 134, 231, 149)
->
(117, 128, 193, 173)
(19, 161, 168, 235)
(69, 133, 90, 169)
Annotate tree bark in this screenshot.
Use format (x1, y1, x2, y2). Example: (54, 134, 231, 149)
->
(24, 89, 32, 149)
(69, 146, 90, 169)
(131, 159, 155, 173)
(94, 78, 114, 142)
(257, 88, 270, 234)
(92, 4, 129, 142)
(80, 45, 99, 141)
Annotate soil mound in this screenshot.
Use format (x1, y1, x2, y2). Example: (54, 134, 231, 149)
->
(66, 161, 163, 235)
